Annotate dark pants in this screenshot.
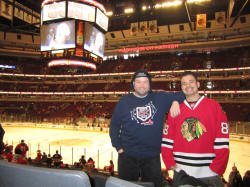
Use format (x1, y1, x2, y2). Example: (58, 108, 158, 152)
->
(200, 175, 224, 187)
(118, 153, 161, 187)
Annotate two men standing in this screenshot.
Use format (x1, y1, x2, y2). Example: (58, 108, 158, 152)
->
(110, 70, 229, 187)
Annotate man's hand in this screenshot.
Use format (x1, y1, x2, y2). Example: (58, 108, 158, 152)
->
(170, 101, 180, 118)
(170, 164, 181, 172)
(118, 149, 124, 154)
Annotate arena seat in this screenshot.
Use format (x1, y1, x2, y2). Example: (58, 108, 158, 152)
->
(132, 181, 154, 187)
(94, 175, 108, 187)
(105, 177, 154, 187)
(0, 160, 91, 187)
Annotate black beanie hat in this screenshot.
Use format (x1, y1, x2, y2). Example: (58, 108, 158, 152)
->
(131, 70, 152, 91)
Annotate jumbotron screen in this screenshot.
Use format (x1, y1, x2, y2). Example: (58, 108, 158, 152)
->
(84, 22, 105, 58)
(41, 20, 76, 51)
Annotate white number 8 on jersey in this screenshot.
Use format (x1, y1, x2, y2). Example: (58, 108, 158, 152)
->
(221, 122, 229, 134)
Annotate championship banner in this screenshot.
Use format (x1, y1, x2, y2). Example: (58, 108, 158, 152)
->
(33, 16, 40, 28)
(215, 11, 226, 25)
(24, 12, 32, 23)
(0, 0, 13, 20)
(196, 14, 206, 28)
(130, 22, 139, 36)
(14, 7, 23, 20)
(139, 21, 148, 34)
(148, 20, 157, 33)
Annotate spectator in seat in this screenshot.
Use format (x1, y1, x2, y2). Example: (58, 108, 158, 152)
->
(34, 150, 42, 163)
(46, 154, 53, 168)
(228, 166, 243, 187)
(79, 155, 86, 168)
(13, 147, 28, 165)
(242, 170, 250, 187)
(52, 150, 62, 168)
(104, 160, 114, 176)
(41, 152, 47, 163)
(15, 139, 29, 157)
(86, 157, 95, 169)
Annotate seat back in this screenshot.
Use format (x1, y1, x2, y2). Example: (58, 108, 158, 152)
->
(105, 177, 144, 187)
(0, 160, 91, 187)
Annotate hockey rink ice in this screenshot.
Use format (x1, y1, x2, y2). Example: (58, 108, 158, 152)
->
(3, 126, 250, 180)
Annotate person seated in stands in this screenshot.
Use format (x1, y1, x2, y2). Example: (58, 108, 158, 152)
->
(242, 170, 250, 187)
(46, 154, 53, 168)
(104, 160, 114, 176)
(79, 155, 86, 168)
(71, 162, 79, 169)
(86, 157, 95, 169)
(12, 147, 28, 165)
(2, 144, 13, 162)
(64, 164, 70, 169)
(27, 157, 32, 164)
(15, 139, 29, 157)
(228, 165, 243, 187)
(161, 169, 172, 187)
(41, 152, 47, 163)
(52, 150, 62, 168)
(0, 124, 5, 156)
(34, 150, 42, 163)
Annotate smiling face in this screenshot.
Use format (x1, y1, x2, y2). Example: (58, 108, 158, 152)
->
(181, 74, 200, 98)
(133, 76, 150, 97)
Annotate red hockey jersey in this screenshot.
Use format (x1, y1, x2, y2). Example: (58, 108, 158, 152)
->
(161, 96, 229, 178)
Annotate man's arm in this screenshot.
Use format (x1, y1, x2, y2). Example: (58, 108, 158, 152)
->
(161, 113, 177, 170)
(169, 101, 180, 118)
(209, 103, 229, 176)
(109, 101, 123, 152)
(169, 92, 185, 118)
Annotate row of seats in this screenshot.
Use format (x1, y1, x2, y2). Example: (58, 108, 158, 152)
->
(0, 160, 154, 187)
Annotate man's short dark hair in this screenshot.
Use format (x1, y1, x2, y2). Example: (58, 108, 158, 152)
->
(180, 71, 198, 81)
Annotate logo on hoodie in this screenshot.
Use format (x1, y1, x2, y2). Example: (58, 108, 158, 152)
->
(131, 101, 157, 125)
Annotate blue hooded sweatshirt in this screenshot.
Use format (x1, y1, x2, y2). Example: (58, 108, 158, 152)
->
(109, 91, 184, 159)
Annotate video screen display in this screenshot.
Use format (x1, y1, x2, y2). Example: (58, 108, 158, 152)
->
(41, 1, 66, 22)
(68, 1, 95, 22)
(41, 20, 76, 51)
(84, 23, 105, 58)
(96, 8, 109, 32)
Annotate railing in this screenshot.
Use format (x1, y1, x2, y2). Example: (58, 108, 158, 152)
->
(2, 121, 250, 173)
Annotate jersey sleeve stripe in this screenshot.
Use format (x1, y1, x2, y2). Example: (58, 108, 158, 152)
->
(215, 138, 229, 142)
(214, 145, 229, 149)
(161, 144, 173, 149)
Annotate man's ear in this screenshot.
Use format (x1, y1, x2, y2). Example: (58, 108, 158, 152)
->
(197, 81, 200, 88)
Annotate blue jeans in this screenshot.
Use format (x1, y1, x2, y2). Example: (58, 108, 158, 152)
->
(118, 152, 161, 187)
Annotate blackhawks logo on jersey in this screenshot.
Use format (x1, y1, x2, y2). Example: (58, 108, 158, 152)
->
(181, 117, 207, 142)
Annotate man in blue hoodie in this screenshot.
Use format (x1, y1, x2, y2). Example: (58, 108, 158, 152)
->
(109, 70, 185, 187)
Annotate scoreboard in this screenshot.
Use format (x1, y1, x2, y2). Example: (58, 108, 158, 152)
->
(40, 0, 108, 70)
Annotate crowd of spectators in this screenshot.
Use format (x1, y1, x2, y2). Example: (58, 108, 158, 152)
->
(0, 139, 115, 176)
(1, 139, 250, 187)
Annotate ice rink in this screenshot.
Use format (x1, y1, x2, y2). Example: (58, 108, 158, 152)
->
(3, 126, 250, 181)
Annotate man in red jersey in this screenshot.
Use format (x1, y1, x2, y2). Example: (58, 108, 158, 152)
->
(161, 71, 229, 187)
(15, 140, 29, 157)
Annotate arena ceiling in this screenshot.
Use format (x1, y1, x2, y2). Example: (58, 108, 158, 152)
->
(2, 0, 250, 34)
(0, 0, 250, 58)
